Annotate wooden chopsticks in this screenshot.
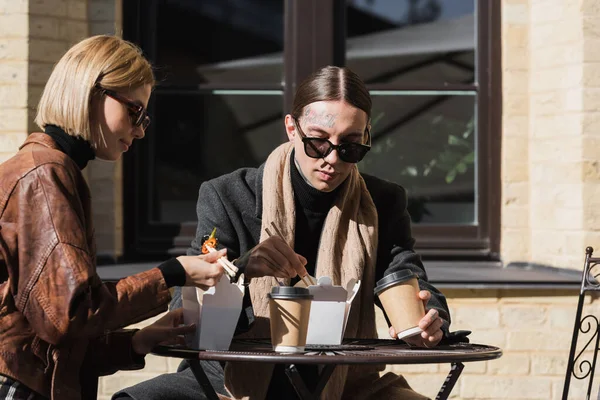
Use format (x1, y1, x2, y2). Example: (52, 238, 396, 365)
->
(205, 222, 315, 287)
(266, 222, 316, 287)
(205, 245, 238, 279)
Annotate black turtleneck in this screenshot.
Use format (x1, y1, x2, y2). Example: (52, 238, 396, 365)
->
(43, 125, 186, 288)
(44, 125, 96, 170)
(290, 153, 339, 281)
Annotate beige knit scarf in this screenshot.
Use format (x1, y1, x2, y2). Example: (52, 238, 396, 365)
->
(224, 142, 379, 400)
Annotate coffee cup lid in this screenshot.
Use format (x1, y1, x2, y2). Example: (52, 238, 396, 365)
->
(374, 270, 417, 295)
(268, 286, 313, 300)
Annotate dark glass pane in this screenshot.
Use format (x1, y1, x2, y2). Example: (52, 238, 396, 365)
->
(359, 93, 476, 224)
(151, 92, 284, 223)
(156, 0, 283, 84)
(346, 0, 475, 85)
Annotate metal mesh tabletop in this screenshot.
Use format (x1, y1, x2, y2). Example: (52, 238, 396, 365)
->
(152, 338, 502, 365)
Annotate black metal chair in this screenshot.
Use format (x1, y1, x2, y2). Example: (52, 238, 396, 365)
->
(564, 247, 600, 400)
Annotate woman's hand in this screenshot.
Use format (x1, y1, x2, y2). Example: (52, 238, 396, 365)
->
(131, 308, 195, 355)
(242, 236, 308, 280)
(389, 290, 445, 348)
(177, 249, 227, 289)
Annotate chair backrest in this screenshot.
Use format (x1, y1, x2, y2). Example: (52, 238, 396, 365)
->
(563, 247, 600, 400)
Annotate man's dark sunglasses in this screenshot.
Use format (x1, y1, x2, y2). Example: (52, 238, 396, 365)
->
(293, 118, 371, 163)
(96, 86, 150, 131)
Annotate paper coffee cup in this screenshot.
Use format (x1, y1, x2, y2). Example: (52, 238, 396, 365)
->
(374, 271, 425, 340)
(268, 287, 313, 353)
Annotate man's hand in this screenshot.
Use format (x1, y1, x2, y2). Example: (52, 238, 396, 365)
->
(131, 308, 195, 355)
(177, 249, 227, 290)
(389, 290, 445, 348)
(243, 236, 308, 279)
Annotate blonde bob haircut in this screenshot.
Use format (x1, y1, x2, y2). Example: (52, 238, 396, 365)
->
(35, 35, 155, 142)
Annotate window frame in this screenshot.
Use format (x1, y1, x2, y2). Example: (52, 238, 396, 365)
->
(121, 0, 501, 261)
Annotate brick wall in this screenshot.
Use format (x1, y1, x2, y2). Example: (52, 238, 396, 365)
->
(0, 0, 89, 162)
(528, 0, 586, 269)
(0, 0, 29, 163)
(502, 0, 600, 269)
(28, 0, 89, 136)
(501, 0, 531, 264)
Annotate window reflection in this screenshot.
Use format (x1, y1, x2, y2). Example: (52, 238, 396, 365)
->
(156, 0, 284, 84)
(346, 0, 476, 85)
(360, 94, 476, 224)
(152, 93, 284, 223)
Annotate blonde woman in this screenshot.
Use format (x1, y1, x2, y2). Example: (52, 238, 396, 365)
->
(0, 35, 227, 400)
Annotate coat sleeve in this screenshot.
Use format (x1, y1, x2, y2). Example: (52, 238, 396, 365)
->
(378, 185, 452, 332)
(5, 163, 170, 346)
(85, 329, 146, 376)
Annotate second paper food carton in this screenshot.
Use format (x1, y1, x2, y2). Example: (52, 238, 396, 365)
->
(304, 276, 361, 345)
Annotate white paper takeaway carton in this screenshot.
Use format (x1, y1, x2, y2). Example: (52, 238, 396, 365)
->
(182, 276, 244, 350)
(304, 276, 361, 345)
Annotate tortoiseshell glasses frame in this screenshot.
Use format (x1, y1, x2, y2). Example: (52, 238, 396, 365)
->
(96, 86, 150, 131)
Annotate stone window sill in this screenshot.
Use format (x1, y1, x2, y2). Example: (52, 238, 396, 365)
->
(98, 260, 583, 290)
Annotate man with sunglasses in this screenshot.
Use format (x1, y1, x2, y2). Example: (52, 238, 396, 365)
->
(116, 66, 450, 400)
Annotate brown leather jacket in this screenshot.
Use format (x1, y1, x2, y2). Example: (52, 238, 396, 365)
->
(0, 133, 172, 399)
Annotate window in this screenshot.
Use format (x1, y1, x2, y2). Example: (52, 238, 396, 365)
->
(343, 0, 501, 258)
(122, 0, 500, 260)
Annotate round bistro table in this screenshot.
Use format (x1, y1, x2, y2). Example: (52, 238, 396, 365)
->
(152, 338, 502, 400)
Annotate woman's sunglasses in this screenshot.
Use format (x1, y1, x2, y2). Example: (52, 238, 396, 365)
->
(293, 118, 371, 163)
(96, 86, 150, 131)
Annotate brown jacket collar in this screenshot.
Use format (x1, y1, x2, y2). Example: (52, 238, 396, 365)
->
(19, 131, 61, 151)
